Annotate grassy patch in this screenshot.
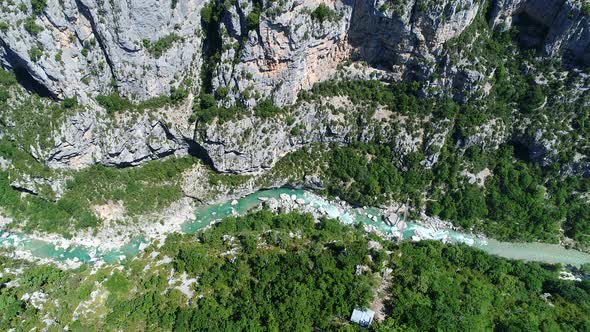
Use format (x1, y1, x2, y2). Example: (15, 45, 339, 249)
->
(96, 87, 188, 114)
(143, 34, 182, 58)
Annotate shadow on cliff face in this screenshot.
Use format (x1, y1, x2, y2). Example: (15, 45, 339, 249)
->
(346, 0, 408, 69)
(508, 138, 552, 165)
(11, 66, 54, 99)
(1, 42, 54, 99)
(510, 141, 535, 163)
(187, 140, 216, 171)
(507, 0, 589, 68)
(513, 12, 549, 52)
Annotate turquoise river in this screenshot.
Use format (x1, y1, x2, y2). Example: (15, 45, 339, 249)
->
(1, 188, 590, 267)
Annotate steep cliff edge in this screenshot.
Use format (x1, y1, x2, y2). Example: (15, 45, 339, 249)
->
(0, 0, 589, 174)
(1, 0, 588, 104)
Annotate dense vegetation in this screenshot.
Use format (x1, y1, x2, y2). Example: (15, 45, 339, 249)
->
(299, 80, 429, 116)
(261, 139, 590, 245)
(0, 151, 196, 235)
(162, 211, 377, 331)
(325, 144, 421, 208)
(428, 145, 571, 242)
(310, 3, 338, 23)
(0, 211, 380, 330)
(0, 211, 588, 331)
(191, 92, 247, 123)
(30, 0, 46, 15)
(379, 241, 590, 331)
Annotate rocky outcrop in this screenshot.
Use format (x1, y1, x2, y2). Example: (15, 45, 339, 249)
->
(1, 0, 589, 176)
(194, 96, 452, 173)
(489, 0, 590, 67)
(561, 161, 590, 178)
(0, 0, 204, 101)
(213, 0, 353, 106)
(194, 98, 356, 173)
(10, 174, 67, 199)
(457, 118, 510, 151)
(46, 100, 195, 169)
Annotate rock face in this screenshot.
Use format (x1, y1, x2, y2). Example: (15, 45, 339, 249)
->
(194, 96, 453, 173)
(457, 119, 509, 151)
(1, 0, 589, 174)
(213, 0, 353, 106)
(2, 0, 588, 104)
(349, 0, 480, 70)
(213, 0, 486, 105)
(10, 173, 67, 199)
(46, 100, 195, 169)
(489, 0, 590, 67)
(195, 100, 355, 173)
(0, 0, 204, 101)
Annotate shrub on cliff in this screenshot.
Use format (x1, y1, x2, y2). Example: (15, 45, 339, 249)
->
(310, 4, 337, 23)
(144, 34, 182, 58)
(254, 98, 282, 118)
(246, 11, 260, 31)
(96, 93, 132, 113)
(31, 0, 46, 15)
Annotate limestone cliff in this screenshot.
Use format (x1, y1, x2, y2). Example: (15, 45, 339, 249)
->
(490, 0, 590, 67)
(1, 0, 589, 174)
(2, 0, 588, 104)
(0, 0, 204, 101)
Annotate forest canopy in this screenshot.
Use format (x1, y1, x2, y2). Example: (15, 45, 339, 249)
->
(0, 211, 588, 331)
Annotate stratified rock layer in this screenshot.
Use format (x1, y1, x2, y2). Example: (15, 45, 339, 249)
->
(1, 0, 588, 103)
(1, 0, 589, 173)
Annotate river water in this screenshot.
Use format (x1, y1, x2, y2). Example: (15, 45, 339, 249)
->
(1, 188, 589, 266)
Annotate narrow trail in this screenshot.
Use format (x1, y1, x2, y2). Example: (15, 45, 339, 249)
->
(370, 266, 393, 322)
